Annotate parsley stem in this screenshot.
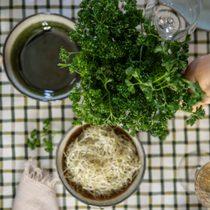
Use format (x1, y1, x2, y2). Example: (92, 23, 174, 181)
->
(153, 85, 169, 91)
(155, 79, 167, 87)
(182, 78, 196, 92)
(153, 67, 176, 84)
(162, 89, 167, 105)
(139, 45, 143, 71)
(182, 78, 192, 85)
(91, 14, 100, 24)
(58, 63, 70, 68)
(68, 52, 79, 54)
(102, 92, 109, 100)
(39, 131, 62, 137)
(153, 73, 168, 83)
(138, 110, 148, 122)
(146, 34, 184, 47)
(74, 70, 91, 81)
(133, 82, 141, 86)
(102, 76, 116, 121)
(152, 112, 157, 122)
(141, 22, 143, 34)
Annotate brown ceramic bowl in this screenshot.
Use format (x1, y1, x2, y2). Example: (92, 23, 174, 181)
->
(56, 124, 146, 207)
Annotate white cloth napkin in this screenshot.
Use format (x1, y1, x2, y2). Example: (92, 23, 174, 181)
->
(12, 159, 59, 210)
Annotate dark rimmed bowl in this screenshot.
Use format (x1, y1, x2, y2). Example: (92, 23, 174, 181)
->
(3, 13, 80, 101)
(56, 124, 146, 207)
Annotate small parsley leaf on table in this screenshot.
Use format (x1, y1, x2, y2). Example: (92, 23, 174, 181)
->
(27, 119, 61, 152)
(43, 119, 51, 132)
(43, 138, 53, 153)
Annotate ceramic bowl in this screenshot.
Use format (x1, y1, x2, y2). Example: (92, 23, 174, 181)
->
(3, 13, 80, 101)
(56, 124, 146, 207)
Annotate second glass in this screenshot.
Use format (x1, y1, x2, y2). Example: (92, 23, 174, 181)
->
(195, 161, 210, 209)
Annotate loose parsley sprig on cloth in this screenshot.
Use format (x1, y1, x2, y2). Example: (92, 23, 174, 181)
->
(59, 0, 205, 140)
(27, 119, 61, 152)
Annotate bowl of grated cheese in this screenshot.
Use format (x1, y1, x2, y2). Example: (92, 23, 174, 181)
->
(56, 124, 146, 207)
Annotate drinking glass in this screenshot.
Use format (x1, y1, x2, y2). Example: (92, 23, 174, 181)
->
(144, 0, 202, 41)
(195, 161, 210, 209)
(178, 150, 210, 193)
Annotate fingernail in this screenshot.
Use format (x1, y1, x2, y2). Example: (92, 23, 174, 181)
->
(0, 53, 3, 67)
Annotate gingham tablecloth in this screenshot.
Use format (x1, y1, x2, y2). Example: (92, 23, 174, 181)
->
(0, 1, 210, 210)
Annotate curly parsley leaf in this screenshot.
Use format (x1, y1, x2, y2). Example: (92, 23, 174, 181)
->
(27, 137, 40, 150)
(43, 119, 51, 132)
(27, 138, 35, 150)
(72, 119, 83, 126)
(187, 106, 205, 126)
(30, 129, 37, 138)
(43, 138, 53, 153)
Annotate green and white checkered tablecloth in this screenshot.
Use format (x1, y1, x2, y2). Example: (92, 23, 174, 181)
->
(1, 0, 210, 209)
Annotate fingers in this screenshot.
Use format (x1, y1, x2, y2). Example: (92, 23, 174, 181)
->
(0, 54, 3, 67)
(192, 102, 207, 112)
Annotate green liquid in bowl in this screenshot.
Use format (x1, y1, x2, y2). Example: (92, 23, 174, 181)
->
(10, 20, 80, 101)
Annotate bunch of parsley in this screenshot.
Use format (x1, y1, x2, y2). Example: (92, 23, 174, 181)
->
(59, 0, 205, 140)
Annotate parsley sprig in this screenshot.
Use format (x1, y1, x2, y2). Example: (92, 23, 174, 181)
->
(27, 119, 61, 152)
(59, 0, 205, 140)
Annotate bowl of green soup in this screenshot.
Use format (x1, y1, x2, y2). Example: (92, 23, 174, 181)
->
(3, 13, 80, 101)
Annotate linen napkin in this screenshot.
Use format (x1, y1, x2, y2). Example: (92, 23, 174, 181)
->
(12, 159, 59, 210)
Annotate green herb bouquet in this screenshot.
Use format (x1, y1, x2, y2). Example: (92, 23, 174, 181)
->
(59, 0, 205, 140)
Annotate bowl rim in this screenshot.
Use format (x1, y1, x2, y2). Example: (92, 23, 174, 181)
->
(55, 124, 146, 207)
(3, 12, 77, 102)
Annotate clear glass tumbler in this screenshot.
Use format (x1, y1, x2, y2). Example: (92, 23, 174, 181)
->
(144, 0, 202, 41)
(195, 162, 210, 209)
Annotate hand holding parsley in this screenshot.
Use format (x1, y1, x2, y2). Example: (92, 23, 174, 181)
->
(59, 0, 205, 140)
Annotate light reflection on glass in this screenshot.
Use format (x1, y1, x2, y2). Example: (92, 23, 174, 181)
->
(44, 90, 54, 99)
